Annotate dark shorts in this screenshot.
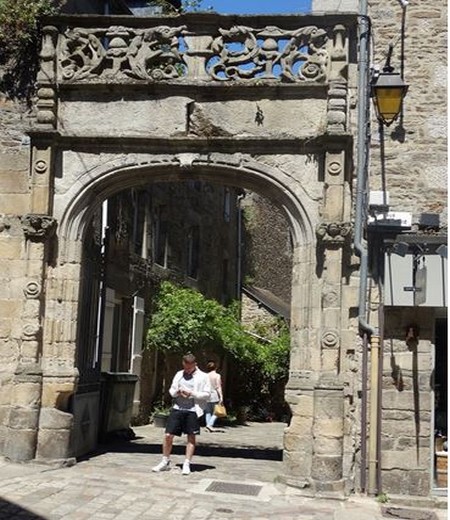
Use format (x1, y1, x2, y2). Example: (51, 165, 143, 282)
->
(166, 408, 200, 436)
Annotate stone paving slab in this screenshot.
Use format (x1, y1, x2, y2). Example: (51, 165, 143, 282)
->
(0, 422, 447, 519)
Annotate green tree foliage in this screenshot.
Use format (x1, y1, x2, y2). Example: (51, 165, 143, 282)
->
(0, 0, 210, 98)
(146, 281, 290, 382)
(152, 0, 212, 13)
(0, 0, 63, 99)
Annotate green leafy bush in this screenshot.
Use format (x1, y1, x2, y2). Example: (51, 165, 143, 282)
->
(146, 281, 291, 419)
(0, 0, 63, 98)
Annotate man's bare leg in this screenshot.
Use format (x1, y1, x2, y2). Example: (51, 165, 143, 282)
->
(186, 434, 196, 461)
(163, 433, 174, 458)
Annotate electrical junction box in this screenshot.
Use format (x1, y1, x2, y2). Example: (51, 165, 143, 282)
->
(384, 252, 447, 307)
(368, 211, 412, 229)
(369, 190, 390, 207)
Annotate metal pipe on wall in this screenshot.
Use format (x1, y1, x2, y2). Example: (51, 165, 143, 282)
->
(355, 0, 377, 493)
(368, 334, 381, 495)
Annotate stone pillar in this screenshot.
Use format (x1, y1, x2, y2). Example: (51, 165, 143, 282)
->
(3, 215, 56, 461)
(36, 256, 82, 461)
(311, 148, 351, 495)
(282, 382, 315, 489)
(311, 378, 345, 495)
(3, 364, 43, 461)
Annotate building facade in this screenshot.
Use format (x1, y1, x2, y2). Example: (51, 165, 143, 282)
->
(0, 0, 446, 501)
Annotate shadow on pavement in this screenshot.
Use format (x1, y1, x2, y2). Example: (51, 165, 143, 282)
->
(79, 440, 282, 462)
(0, 498, 45, 519)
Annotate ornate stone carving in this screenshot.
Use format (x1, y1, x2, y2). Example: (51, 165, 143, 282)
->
(207, 25, 329, 82)
(329, 24, 348, 81)
(23, 323, 41, 339)
(59, 25, 188, 81)
(327, 160, 342, 176)
(37, 26, 57, 81)
(34, 159, 48, 175)
(327, 81, 347, 134)
(56, 23, 333, 84)
(36, 26, 58, 128)
(316, 222, 352, 244)
(36, 87, 57, 127)
(322, 287, 339, 306)
(22, 215, 57, 240)
(321, 329, 339, 349)
(24, 281, 41, 299)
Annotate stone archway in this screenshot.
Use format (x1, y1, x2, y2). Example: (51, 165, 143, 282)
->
(2, 11, 359, 497)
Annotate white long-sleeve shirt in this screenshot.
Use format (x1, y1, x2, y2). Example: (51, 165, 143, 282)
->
(169, 368, 211, 417)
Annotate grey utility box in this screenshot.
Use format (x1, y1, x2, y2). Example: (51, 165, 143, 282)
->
(384, 252, 447, 307)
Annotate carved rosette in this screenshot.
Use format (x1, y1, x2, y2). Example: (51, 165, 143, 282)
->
(321, 329, 340, 349)
(34, 159, 48, 175)
(316, 222, 352, 244)
(327, 159, 343, 177)
(22, 215, 57, 241)
(22, 322, 41, 339)
(24, 281, 42, 299)
(322, 287, 339, 307)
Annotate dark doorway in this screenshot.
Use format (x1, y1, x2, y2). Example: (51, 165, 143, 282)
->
(433, 318, 447, 490)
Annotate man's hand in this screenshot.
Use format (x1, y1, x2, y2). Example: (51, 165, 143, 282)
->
(178, 387, 192, 398)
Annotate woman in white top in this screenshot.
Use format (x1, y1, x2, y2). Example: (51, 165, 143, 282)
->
(205, 360, 223, 432)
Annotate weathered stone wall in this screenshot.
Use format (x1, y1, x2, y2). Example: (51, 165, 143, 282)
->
(0, 92, 33, 454)
(313, 0, 447, 498)
(368, 1, 447, 221)
(1, 5, 442, 500)
(381, 308, 436, 496)
(242, 192, 293, 304)
(368, 0, 447, 497)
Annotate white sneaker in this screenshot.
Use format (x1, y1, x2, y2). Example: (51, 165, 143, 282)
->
(152, 459, 170, 472)
(182, 461, 191, 475)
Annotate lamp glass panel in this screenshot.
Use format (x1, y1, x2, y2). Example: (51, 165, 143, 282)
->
(374, 86, 404, 124)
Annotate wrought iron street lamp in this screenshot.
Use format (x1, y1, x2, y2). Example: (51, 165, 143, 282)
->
(371, 47, 409, 126)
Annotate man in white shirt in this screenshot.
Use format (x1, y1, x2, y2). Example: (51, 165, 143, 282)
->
(152, 353, 211, 475)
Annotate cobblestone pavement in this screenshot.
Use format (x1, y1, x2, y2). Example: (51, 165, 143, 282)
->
(0, 422, 447, 519)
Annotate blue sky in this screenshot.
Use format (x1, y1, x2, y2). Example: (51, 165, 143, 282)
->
(201, 0, 311, 14)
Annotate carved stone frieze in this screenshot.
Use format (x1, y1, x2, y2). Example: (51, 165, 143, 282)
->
(59, 25, 188, 82)
(22, 215, 57, 241)
(55, 23, 338, 84)
(207, 25, 329, 82)
(316, 222, 352, 244)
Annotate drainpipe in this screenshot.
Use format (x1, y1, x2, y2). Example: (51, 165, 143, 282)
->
(236, 192, 246, 303)
(354, 1, 380, 495)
